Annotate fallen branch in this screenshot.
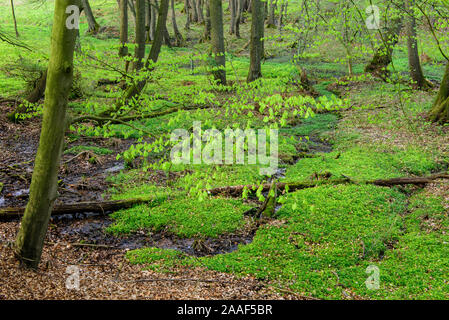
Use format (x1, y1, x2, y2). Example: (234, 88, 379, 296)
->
(207, 173, 449, 197)
(2, 173, 447, 220)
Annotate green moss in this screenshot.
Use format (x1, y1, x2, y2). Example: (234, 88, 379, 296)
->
(108, 196, 251, 238)
(283, 145, 438, 182)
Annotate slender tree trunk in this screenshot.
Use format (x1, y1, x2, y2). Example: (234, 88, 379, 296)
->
(150, 0, 157, 40)
(229, 0, 236, 34)
(365, 17, 402, 79)
(209, 0, 226, 84)
(171, 0, 184, 46)
(115, 0, 169, 108)
(405, 0, 429, 89)
(184, 0, 191, 29)
(266, 0, 276, 27)
(202, 0, 211, 40)
(429, 62, 449, 123)
(133, 0, 146, 71)
(82, 0, 100, 34)
(277, 0, 287, 32)
(191, 0, 199, 22)
(145, 0, 151, 42)
(234, 0, 242, 38)
(247, 0, 263, 82)
(119, 0, 129, 56)
(14, 0, 80, 269)
(10, 0, 19, 38)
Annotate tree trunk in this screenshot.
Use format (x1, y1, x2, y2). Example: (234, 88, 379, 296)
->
(277, 0, 287, 32)
(209, 0, 226, 85)
(196, 0, 204, 23)
(184, 0, 191, 29)
(266, 0, 276, 27)
(234, 0, 242, 38)
(150, 0, 157, 40)
(115, 0, 169, 108)
(119, 0, 129, 56)
(10, 0, 19, 38)
(429, 62, 449, 123)
(145, 0, 151, 42)
(247, 0, 263, 82)
(14, 0, 80, 269)
(133, 0, 147, 71)
(405, 0, 429, 90)
(229, 0, 236, 34)
(191, 0, 199, 22)
(171, 0, 184, 46)
(202, 0, 211, 41)
(365, 17, 402, 79)
(82, 0, 100, 34)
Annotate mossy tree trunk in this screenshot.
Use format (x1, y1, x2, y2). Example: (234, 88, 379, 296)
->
(209, 0, 226, 84)
(119, 0, 129, 57)
(247, 0, 263, 82)
(150, 0, 157, 40)
(133, 0, 146, 71)
(14, 0, 80, 269)
(430, 62, 449, 123)
(202, 0, 211, 41)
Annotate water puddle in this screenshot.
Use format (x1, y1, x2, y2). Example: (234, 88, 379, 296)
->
(55, 216, 256, 256)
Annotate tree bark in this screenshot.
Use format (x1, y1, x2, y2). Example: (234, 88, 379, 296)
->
(208, 173, 449, 197)
(209, 0, 226, 84)
(171, 0, 184, 46)
(266, 0, 276, 27)
(234, 0, 243, 38)
(191, 0, 199, 22)
(429, 62, 449, 123)
(229, 0, 236, 34)
(196, 0, 204, 23)
(202, 0, 211, 41)
(119, 0, 129, 57)
(10, 0, 19, 38)
(247, 0, 263, 82)
(405, 0, 430, 89)
(113, 0, 169, 110)
(150, 0, 157, 40)
(133, 0, 147, 71)
(14, 0, 80, 269)
(184, 0, 191, 29)
(82, 0, 100, 34)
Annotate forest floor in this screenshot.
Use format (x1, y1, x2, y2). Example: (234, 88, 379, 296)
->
(1, 0, 449, 300)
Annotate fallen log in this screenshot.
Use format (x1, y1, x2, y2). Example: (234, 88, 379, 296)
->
(1, 173, 447, 220)
(0, 197, 153, 220)
(207, 173, 449, 197)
